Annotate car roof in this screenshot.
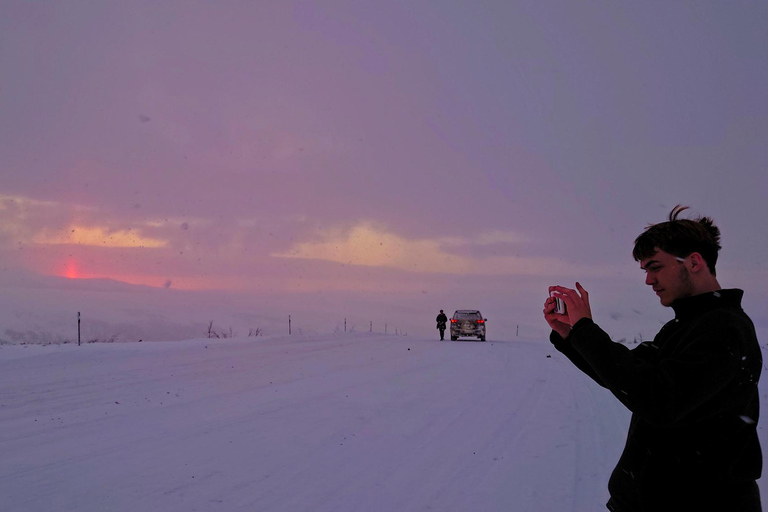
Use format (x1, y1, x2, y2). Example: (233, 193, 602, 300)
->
(454, 309, 481, 314)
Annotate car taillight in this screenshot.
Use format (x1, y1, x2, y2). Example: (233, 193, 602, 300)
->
(476, 319, 484, 324)
(450, 319, 457, 323)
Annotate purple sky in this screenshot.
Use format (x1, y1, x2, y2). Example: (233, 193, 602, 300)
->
(1, 1, 767, 336)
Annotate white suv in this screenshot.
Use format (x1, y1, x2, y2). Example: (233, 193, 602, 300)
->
(450, 310, 487, 341)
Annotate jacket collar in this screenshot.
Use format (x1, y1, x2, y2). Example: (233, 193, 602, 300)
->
(670, 288, 744, 321)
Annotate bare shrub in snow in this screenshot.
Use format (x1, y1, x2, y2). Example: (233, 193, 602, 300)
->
(220, 327, 237, 339)
(206, 321, 219, 339)
(87, 334, 120, 344)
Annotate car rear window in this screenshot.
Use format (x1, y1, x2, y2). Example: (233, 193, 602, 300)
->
(454, 312, 481, 320)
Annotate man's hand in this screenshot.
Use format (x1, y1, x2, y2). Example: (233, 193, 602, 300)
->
(544, 282, 593, 338)
(543, 293, 571, 339)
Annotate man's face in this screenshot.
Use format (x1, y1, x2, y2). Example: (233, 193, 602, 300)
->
(640, 249, 695, 306)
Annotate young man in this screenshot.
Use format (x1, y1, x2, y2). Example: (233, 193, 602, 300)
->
(543, 206, 762, 511)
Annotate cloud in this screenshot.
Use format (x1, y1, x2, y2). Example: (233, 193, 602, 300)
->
(274, 222, 616, 277)
(1, 193, 629, 296)
(1, 195, 168, 249)
(0, 195, 60, 211)
(0, 195, 76, 244)
(33, 225, 167, 248)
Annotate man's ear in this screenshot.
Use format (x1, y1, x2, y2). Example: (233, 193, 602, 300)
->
(688, 252, 707, 273)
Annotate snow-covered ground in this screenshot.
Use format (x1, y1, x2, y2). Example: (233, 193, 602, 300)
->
(1, 333, 766, 512)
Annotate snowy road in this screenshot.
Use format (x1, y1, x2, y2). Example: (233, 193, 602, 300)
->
(0, 334, 764, 511)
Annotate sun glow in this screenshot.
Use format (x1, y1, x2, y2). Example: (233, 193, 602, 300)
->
(63, 258, 79, 279)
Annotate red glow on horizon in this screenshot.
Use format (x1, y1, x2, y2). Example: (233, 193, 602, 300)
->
(63, 258, 79, 279)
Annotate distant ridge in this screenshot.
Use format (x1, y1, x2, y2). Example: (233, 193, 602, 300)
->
(0, 268, 168, 293)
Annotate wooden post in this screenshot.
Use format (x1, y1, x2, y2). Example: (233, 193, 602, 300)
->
(78, 312, 81, 346)
(344, 318, 347, 333)
(289, 315, 292, 335)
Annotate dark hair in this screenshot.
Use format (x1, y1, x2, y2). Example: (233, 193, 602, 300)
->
(632, 205, 722, 275)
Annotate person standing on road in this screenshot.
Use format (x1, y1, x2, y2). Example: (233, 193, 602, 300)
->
(436, 310, 448, 341)
(543, 206, 762, 512)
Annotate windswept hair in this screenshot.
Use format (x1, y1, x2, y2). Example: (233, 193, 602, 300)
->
(632, 205, 722, 275)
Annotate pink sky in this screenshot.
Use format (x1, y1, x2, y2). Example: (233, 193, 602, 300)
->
(1, 1, 767, 337)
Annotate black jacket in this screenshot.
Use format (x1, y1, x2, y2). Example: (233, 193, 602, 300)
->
(436, 313, 448, 329)
(550, 289, 762, 511)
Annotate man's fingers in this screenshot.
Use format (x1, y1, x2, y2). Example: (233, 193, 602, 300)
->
(551, 285, 576, 296)
(554, 283, 588, 301)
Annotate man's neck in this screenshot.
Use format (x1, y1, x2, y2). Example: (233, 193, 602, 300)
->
(692, 276, 721, 296)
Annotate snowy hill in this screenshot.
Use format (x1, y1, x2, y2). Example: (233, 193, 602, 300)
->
(1, 333, 766, 511)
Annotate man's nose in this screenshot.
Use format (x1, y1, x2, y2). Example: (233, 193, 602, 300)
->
(645, 273, 655, 286)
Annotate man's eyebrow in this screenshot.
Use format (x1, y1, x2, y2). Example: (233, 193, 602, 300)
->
(640, 259, 660, 270)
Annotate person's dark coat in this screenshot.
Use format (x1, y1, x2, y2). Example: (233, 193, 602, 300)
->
(436, 313, 448, 330)
(550, 289, 762, 512)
